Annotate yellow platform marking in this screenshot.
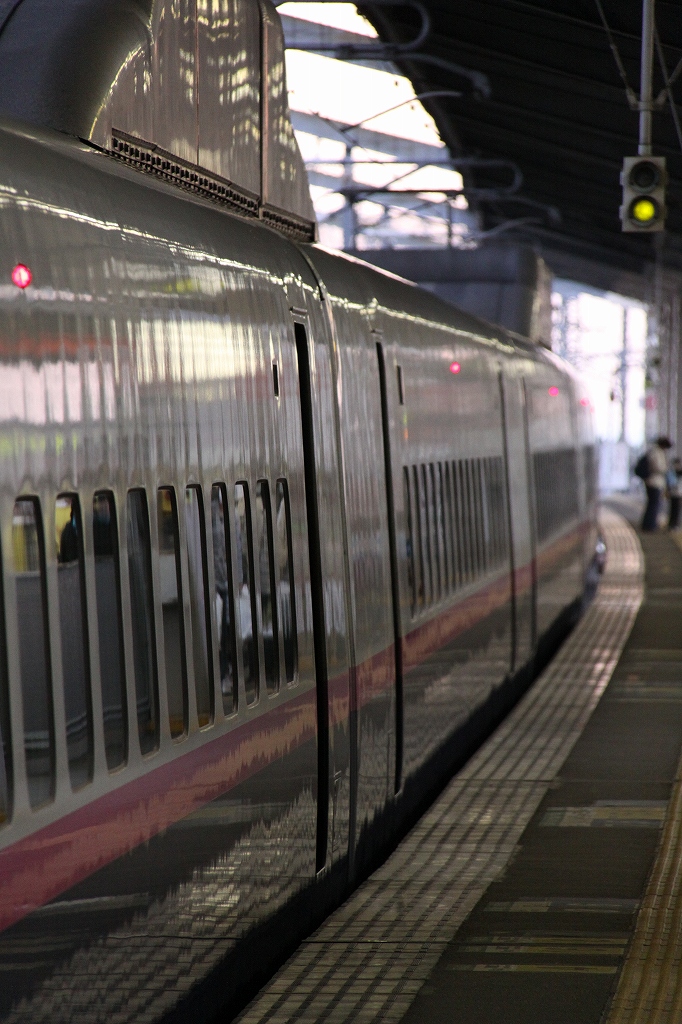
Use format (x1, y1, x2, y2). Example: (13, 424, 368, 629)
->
(605, 732, 682, 1019)
(449, 964, 619, 974)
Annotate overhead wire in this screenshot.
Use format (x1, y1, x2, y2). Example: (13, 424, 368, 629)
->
(592, 0, 638, 109)
(655, 29, 682, 156)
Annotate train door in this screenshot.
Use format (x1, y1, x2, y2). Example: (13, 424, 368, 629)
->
(376, 339, 403, 793)
(500, 371, 536, 670)
(293, 320, 330, 872)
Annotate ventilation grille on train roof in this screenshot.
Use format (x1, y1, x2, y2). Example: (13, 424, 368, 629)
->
(109, 130, 316, 243)
(110, 131, 260, 218)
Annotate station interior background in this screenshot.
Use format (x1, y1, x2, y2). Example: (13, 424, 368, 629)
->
(278, 0, 650, 494)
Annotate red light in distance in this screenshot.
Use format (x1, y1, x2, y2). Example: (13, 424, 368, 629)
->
(580, 397, 590, 407)
(449, 361, 461, 375)
(548, 385, 559, 397)
(11, 264, 32, 289)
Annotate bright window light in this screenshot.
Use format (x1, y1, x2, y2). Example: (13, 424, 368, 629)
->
(286, 52, 443, 147)
(278, 1, 377, 36)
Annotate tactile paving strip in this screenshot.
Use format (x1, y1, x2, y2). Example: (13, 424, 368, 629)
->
(606, 693, 682, 1019)
(237, 508, 643, 1024)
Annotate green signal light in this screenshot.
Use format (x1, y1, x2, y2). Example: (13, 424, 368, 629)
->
(629, 196, 659, 225)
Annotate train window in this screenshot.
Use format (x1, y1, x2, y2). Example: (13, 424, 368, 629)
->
(185, 486, 214, 727)
(0, 538, 11, 823)
(435, 464, 448, 595)
(12, 498, 54, 807)
(443, 462, 456, 592)
(475, 464, 485, 577)
(450, 462, 462, 589)
(157, 487, 188, 740)
(234, 482, 259, 705)
(272, 361, 280, 399)
(458, 462, 471, 584)
(55, 495, 93, 790)
(396, 365, 405, 405)
(93, 491, 127, 771)
(438, 462, 448, 593)
(126, 489, 159, 755)
(473, 460, 484, 576)
(411, 465, 424, 609)
(417, 465, 432, 605)
(427, 465, 440, 601)
(256, 481, 279, 694)
(467, 461, 478, 580)
(403, 468, 416, 612)
(276, 480, 298, 684)
(485, 459, 496, 567)
(211, 485, 237, 715)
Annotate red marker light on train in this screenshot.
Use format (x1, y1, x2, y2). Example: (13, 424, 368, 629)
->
(11, 264, 32, 289)
(548, 386, 559, 397)
(449, 361, 461, 375)
(580, 397, 590, 407)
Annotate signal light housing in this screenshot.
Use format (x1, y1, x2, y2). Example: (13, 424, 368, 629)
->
(620, 156, 666, 233)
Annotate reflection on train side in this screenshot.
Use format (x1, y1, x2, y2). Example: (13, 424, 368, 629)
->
(0, 478, 298, 820)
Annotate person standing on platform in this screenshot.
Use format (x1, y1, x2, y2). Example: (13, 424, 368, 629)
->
(641, 436, 673, 531)
(669, 458, 682, 530)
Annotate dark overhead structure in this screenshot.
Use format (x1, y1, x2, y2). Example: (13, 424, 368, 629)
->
(363, 0, 682, 298)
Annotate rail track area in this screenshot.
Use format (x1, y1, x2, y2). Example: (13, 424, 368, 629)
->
(235, 507, 682, 1024)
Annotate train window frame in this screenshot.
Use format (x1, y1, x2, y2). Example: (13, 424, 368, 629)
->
(185, 484, 215, 729)
(255, 479, 280, 696)
(211, 483, 238, 716)
(157, 486, 189, 741)
(12, 496, 55, 808)
(92, 490, 128, 772)
(55, 493, 94, 791)
(126, 488, 160, 756)
(234, 481, 260, 706)
(275, 479, 298, 686)
(412, 465, 426, 608)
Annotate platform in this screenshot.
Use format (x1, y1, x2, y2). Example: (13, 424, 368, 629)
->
(235, 508, 682, 1024)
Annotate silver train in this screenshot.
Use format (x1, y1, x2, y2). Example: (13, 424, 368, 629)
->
(0, 114, 598, 1023)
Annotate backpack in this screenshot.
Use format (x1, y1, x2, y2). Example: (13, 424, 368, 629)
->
(634, 452, 650, 480)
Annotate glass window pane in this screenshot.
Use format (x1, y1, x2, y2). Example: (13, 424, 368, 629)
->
(157, 487, 188, 739)
(437, 464, 449, 594)
(234, 482, 259, 705)
(256, 480, 279, 694)
(126, 489, 159, 755)
(93, 491, 127, 770)
(211, 485, 236, 715)
(55, 495, 93, 789)
(403, 468, 416, 613)
(276, 480, 298, 684)
(185, 486, 214, 727)
(0, 537, 11, 824)
(419, 465, 432, 604)
(428, 464, 441, 600)
(13, 498, 54, 807)
(411, 465, 424, 608)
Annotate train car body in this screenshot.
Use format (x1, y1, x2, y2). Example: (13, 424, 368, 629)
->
(0, 4, 598, 1017)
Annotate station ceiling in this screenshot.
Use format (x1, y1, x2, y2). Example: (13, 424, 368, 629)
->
(365, 0, 682, 295)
